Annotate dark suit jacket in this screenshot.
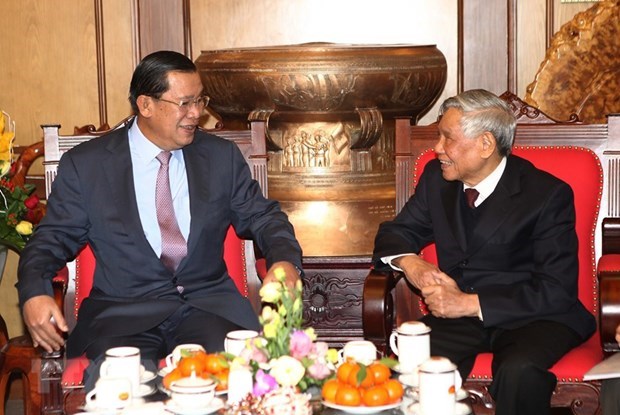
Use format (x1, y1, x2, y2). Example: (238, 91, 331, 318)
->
(17, 120, 303, 357)
(373, 155, 595, 340)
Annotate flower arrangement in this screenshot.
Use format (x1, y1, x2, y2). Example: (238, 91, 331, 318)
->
(235, 268, 338, 396)
(0, 111, 42, 252)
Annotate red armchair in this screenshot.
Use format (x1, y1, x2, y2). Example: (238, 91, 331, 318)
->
(362, 92, 620, 415)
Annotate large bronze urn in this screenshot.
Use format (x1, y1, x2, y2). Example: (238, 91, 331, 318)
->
(196, 43, 446, 257)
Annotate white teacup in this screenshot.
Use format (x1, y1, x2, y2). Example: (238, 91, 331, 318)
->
(165, 344, 206, 369)
(86, 377, 133, 410)
(338, 340, 377, 365)
(418, 357, 460, 415)
(389, 321, 431, 376)
(100, 346, 141, 395)
(224, 330, 258, 356)
(169, 376, 216, 409)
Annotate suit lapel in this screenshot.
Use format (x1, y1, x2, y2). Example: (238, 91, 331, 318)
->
(442, 180, 468, 252)
(101, 124, 156, 257)
(466, 156, 521, 255)
(183, 142, 210, 262)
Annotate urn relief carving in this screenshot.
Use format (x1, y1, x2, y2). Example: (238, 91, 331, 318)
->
(196, 43, 447, 257)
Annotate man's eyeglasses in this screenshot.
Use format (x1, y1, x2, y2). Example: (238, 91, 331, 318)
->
(153, 95, 210, 112)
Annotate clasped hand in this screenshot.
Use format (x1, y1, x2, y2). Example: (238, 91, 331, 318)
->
(395, 255, 480, 319)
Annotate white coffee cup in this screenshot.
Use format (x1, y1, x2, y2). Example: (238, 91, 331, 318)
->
(224, 330, 258, 356)
(337, 340, 378, 365)
(100, 346, 141, 395)
(165, 343, 206, 369)
(169, 376, 216, 409)
(85, 377, 133, 410)
(418, 357, 459, 415)
(389, 321, 431, 375)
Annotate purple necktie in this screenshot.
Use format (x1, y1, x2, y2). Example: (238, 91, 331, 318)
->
(464, 188, 479, 209)
(156, 151, 187, 272)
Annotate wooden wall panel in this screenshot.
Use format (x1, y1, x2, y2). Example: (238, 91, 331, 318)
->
(0, 0, 101, 337)
(462, 0, 508, 94)
(102, 0, 137, 124)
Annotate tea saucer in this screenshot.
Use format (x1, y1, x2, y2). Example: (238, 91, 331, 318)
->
(82, 398, 145, 414)
(164, 397, 224, 415)
(407, 402, 471, 415)
(140, 370, 156, 383)
(135, 384, 156, 398)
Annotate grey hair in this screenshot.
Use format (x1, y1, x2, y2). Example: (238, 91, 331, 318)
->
(439, 89, 516, 156)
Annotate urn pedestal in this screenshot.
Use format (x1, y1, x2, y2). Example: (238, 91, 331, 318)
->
(196, 43, 446, 345)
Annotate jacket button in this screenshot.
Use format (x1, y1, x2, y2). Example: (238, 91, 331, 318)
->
(460, 259, 469, 267)
(466, 286, 475, 293)
(176, 285, 185, 294)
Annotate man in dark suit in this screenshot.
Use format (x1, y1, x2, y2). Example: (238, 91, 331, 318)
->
(16, 51, 303, 388)
(372, 89, 595, 415)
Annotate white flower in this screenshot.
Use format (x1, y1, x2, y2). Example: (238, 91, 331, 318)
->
(269, 356, 305, 387)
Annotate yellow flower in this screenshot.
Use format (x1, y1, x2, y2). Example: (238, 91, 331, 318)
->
(259, 281, 282, 303)
(15, 221, 33, 236)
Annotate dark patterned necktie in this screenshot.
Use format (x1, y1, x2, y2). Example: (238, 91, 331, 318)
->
(156, 151, 187, 272)
(464, 188, 480, 209)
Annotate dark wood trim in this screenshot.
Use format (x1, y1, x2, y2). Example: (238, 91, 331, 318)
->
(457, 0, 464, 93)
(131, 0, 141, 66)
(507, 0, 517, 92)
(546, 0, 555, 49)
(182, 0, 192, 58)
(94, 0, 107, 126)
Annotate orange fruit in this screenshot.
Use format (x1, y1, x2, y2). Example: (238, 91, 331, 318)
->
(362, 385, 390, 407)
(177, 356, 206, 377)
(211, 369, 229, 391)
(162, 367, 183, 389)
(336, 361, 358, 384)
(334, 384, 362, 406)
(321, 378, 340, 403)
(203, 353, 228, 374)
(368, 362, 391, 385)
(347, 365, 374, 388)
(382, 379, 404, 403)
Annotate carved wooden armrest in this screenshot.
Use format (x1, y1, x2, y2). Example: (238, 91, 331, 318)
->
(362, 269, 403, 351)
(599, 218, 620, 354)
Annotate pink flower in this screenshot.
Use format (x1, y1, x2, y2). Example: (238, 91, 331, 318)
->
(289, 330, 313, 359)
(253, 369, 278, 397)
(307, 360, 332, 380)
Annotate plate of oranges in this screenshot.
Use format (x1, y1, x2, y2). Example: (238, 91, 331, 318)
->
(321, 360, 403, 414)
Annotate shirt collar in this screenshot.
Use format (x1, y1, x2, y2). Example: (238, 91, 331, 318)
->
(128, 121, 183, 165)
(463, 156, 507, 207)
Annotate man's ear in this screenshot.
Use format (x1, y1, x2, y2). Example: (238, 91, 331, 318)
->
(480, 131, 497, 159)
(136, 95, 153, 118)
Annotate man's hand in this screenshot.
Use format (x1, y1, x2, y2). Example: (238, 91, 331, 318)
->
(420, 273, 481, 319)
(615, 324, 620, 345)
(22, 295, 68, 353)
(394, 254, 446, 289)
(263, 261, 302, 293)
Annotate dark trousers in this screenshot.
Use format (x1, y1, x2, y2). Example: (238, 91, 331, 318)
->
(421, 315, 583, 415)
(601, 377, 620, 415)
(82, 303, 243, 391)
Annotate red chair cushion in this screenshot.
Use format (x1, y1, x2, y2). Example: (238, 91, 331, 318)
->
(61, 225, 250, 387)
(413, 146, 603, 382)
